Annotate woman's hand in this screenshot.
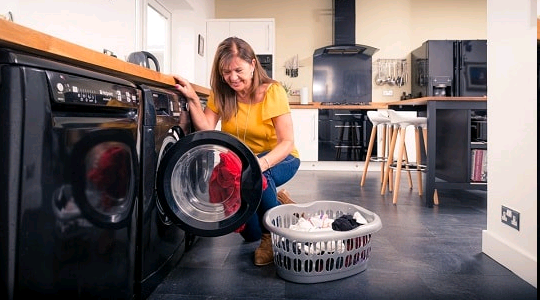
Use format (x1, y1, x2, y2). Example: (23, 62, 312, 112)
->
(258, 157, 270, 172)
(173, 75, 199, 102)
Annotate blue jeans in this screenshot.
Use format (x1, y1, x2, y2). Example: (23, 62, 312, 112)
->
(239, 153, 300, 242)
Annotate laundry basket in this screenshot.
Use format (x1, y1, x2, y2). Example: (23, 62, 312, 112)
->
(263, 201, 382, 283)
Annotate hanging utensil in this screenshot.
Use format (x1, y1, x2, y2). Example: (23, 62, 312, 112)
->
(375, 60, 386, 86)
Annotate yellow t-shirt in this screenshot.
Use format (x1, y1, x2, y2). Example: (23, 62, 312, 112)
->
(206, 83, 299, 158)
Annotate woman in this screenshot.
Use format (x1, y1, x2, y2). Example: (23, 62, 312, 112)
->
(173, 37, 300, 266)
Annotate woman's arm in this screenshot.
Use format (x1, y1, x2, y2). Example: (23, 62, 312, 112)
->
(173, 75, 219, 131)
(258, 112, 295, 172)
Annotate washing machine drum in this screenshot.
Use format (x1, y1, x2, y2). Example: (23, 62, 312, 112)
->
(156, 130, 263, 237)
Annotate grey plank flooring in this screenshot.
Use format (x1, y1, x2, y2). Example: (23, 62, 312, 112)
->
(148, 170, 536, 300)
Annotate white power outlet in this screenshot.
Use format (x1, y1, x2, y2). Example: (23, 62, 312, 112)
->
(382, 90, 393, 96)
(501, 206, 520, 230)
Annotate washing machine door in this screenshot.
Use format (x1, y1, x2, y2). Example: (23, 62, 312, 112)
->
(69, 129, 138, 229)
(156, 130, 263, 237)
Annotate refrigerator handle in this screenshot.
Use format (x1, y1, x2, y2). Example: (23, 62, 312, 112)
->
(453, 41, 461, 97)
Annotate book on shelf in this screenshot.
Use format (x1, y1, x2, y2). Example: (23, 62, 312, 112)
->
(480, 150, 487, 182)
(471, 149, 487, 182)
(470, 149, 476, 181)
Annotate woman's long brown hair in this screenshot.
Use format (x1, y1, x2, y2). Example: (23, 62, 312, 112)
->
(209, 37, 276, 121)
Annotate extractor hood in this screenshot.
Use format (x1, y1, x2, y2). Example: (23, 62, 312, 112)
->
(315, 0, 378, 56)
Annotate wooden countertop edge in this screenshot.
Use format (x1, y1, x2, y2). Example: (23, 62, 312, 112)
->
(387, 96, 487, 106)
(290, 97, 486, 109)
(0, 19, 210, 96)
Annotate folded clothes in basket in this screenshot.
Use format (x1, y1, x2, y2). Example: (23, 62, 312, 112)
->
(289, 214, 334, 232)
(289, 212, 368, 232)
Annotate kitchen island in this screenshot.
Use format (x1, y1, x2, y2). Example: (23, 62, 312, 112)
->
(290, 97, 487, 208)
(386, 96, 488, 207)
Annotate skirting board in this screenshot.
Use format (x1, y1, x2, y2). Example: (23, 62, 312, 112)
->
(482, 229, 537, 288)
(299, 161, 382, 172)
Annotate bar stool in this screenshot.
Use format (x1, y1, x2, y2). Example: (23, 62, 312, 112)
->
(361, 110, 391, 186)
(381, 110, 427, 205)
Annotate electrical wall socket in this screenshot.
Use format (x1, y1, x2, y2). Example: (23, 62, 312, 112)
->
(382, 90, 393, 96)
(501, 206, 520, 230)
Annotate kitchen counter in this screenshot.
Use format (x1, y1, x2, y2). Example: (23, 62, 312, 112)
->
(290, 97, 486, 110)
(386, 96, 487, 107)
(290, 102, 388, 110)
(0, 18, 210, 96)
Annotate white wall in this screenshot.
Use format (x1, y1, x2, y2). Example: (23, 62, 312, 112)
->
(482, 0, 537, 287)
(168, 0, 214, 84)
(1, 0, 137, 61)
(0, 0, 214, 86)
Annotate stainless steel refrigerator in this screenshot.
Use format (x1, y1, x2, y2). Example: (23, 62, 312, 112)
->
(410, 40, 487, 98)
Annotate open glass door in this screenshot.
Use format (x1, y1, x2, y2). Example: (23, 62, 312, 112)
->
(156, 131, 264, 237)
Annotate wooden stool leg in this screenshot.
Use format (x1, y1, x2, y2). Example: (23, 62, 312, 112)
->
(402, 142, 413, 189)
(392, 126, 407, 205)
(381, 125, 398, 195)
(360, 125, 378, 186)
(380, 124, 387, 184)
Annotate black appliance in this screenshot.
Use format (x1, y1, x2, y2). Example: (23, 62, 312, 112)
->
(410, 40, 487, 98)
(136, 85, 193, 298)
(256, 54, 272, 78)
(0, 49, 140, 299)
(127, 51, 160, 72)
(318, 109, 372, 161)
(312, 0, 378, 104)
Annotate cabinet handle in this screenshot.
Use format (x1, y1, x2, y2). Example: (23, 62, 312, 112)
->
(311, 115, 316, 141)
(266, 24, 269, 51)
(335, 113, 363, 117)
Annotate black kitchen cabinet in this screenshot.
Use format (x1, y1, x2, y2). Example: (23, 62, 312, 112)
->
(318, 109, 373, 161)
(435, 109, 487, 184)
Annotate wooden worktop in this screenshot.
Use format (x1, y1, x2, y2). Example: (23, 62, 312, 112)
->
(386, 96, 487, 106)
(0, 18, 210, 96)
(290, 97, 486, 110)
(289, 102, 389, 110)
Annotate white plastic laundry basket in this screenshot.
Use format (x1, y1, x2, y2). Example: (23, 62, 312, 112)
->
(263, 201, 382, 283)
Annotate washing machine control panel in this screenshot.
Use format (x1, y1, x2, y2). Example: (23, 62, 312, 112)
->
(152, 90, 188, 117)
(46, 71, 140, 108)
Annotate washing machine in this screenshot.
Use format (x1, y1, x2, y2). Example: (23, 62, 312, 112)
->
(0, 48, 140, 299)
(136, 84, 265, 298)
(136, 84, 193, 299)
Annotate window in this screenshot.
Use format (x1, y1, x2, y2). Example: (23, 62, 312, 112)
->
(141, 0, 171, 73)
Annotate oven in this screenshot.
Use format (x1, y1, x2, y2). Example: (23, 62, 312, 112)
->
(318, 109, 372, 161)
(256, 54, 272, 78)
